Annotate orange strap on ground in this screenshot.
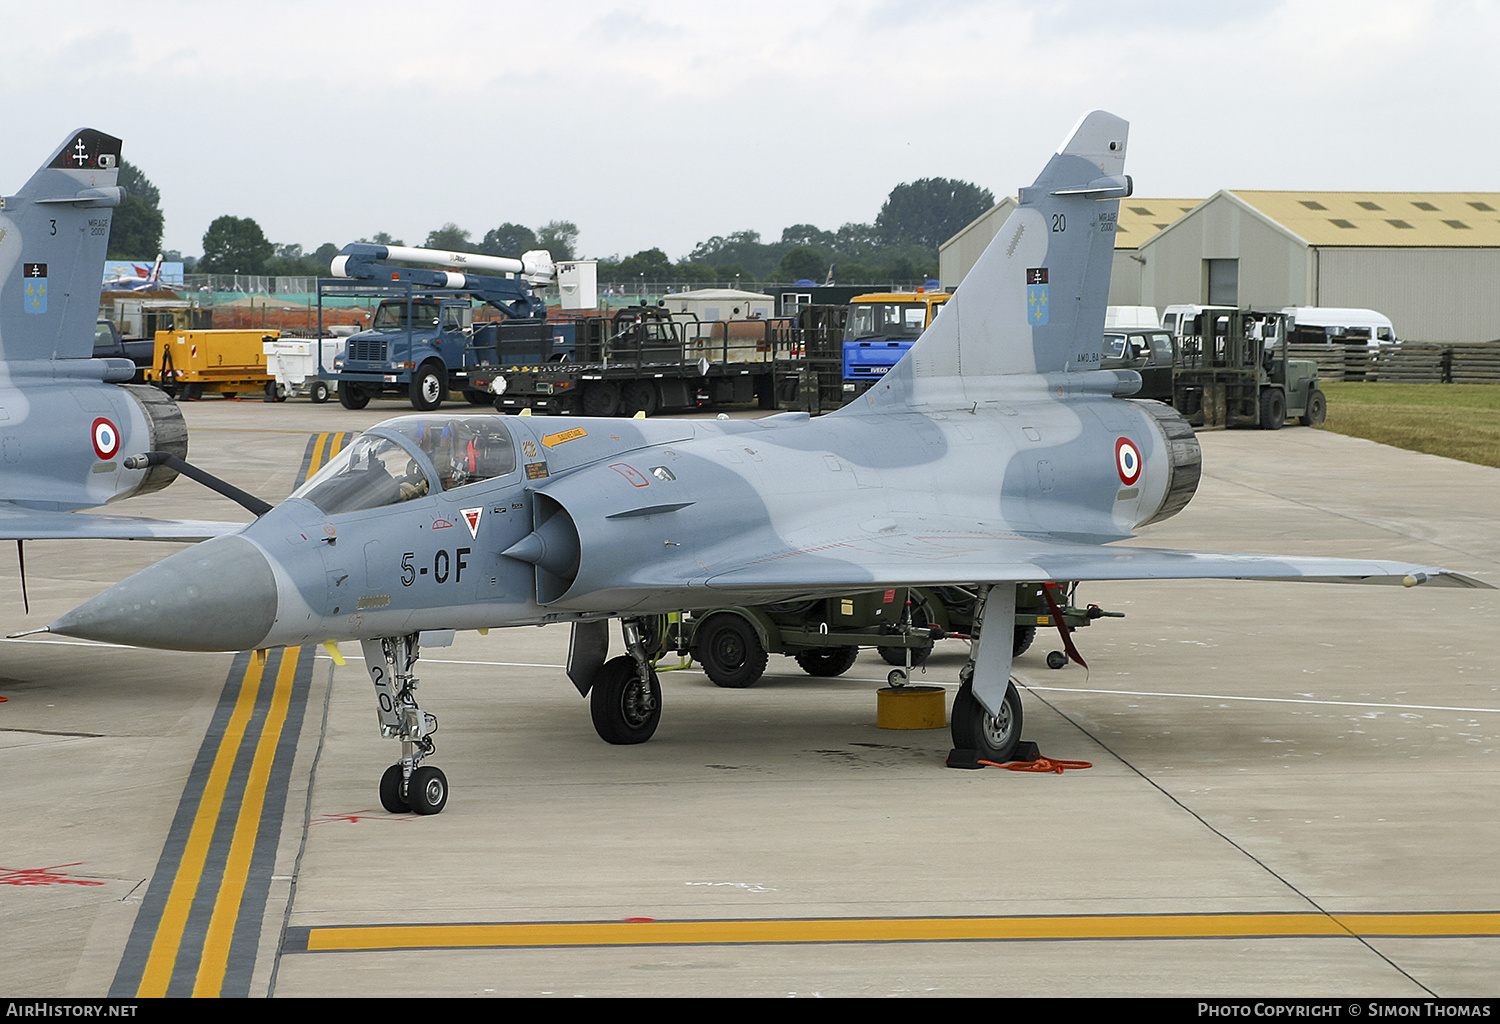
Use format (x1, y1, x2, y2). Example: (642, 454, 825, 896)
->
(978, 756, 1093, 773)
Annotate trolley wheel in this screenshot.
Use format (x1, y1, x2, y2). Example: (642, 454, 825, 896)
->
(794, 646, 858, 677)
(694, 613, 767, 688)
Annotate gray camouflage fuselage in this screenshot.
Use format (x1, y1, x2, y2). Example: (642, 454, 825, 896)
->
(47, 112, 1490, 722)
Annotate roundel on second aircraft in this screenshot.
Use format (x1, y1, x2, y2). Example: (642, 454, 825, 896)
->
(1115, 437, 1141, 486)
(92, 417, 121, 460)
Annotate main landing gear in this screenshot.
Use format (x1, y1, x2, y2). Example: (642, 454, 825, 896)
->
(946, 584, 1026, 764)
(362, 634, 448, 815)
(587, 618, 662, 745)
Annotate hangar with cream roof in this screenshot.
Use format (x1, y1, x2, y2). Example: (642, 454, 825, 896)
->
(941, 192, 1500, 343)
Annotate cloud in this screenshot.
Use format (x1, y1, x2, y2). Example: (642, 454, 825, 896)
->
(3, 0, 1497, 260)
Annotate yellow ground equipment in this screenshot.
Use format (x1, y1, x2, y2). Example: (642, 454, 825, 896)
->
(147, 329, 279, 400)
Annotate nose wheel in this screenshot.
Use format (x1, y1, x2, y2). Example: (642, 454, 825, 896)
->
(379, 762, 449, 815)
(364, 634, 448, 815)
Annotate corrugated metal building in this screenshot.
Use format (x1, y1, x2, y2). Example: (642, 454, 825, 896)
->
(941, 190, 1500, 343)
(938, 198, 1202, 304)
(1139, 191, 1500, 343)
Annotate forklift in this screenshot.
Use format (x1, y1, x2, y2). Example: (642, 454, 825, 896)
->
(1173, 309, 1327, 429)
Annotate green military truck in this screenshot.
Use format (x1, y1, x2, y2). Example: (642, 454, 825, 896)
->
(648, 583, 1119, 688)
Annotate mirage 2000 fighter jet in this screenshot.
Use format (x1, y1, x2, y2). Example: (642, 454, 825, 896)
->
(41, 112, 1490, 814)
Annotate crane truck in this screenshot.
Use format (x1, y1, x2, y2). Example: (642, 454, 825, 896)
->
(318, 243, 556, 411)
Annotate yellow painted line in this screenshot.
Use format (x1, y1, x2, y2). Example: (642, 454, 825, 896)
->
(312, 431, 343, 473)
(313, 433, 333, 474)
(1337, 912, 1500, 936)
(137, 656, 266, 997)
(304, 912, 1500, 952)
(194, 649, 300, 997)
(323, 431, 350, 462)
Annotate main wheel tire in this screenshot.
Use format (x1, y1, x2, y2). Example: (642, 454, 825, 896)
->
(339, 383, 370, 410)
(1259, 388, 1286, 430)
(379, 764, 409, 813)
(411, 365, 445, 411)
(590, 655, 661, 744)
(694, 614, 768, 688)
(1300, 388, 1327, 426)
(794, 646, 859, 677)
(311, 380, 330, 403)
(950, 679, 1024, 763)
(407, 765, 448, 815)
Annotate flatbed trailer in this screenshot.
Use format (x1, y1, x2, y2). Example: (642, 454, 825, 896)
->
(488, 306, 801, 416)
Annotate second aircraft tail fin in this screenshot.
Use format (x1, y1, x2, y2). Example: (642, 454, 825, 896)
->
(0, 129, 123, 366)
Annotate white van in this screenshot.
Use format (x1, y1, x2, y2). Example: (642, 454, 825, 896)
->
(1161, 304, 1234, 337)
(1280, 307, 1396, 346)
(1105, 305, 1161, 330)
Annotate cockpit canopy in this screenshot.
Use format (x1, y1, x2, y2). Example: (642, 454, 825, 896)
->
(291, 416, 519, 515)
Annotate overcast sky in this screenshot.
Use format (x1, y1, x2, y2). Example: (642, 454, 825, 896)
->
(3, 0, 1495, 263)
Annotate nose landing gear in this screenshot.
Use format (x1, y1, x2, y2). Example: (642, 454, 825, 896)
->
(363, 634, 447, 814)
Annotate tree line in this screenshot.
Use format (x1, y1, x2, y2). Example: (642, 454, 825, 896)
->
(108, 162, 993, 287)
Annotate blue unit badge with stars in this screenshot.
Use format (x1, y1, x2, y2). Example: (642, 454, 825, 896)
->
(23, 263, 47, 315)
(1026, 267, 1048, 325)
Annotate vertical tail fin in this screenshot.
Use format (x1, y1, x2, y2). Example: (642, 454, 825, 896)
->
(853, 111, 1130, 408)
(0, 129, 123, 365)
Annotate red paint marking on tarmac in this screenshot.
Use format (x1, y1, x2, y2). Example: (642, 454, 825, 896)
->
(1, 863, 105, 887)
(307, 810, 418, 826)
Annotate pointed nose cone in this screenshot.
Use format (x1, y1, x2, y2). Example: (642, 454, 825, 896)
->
(49, 535, 278, 652)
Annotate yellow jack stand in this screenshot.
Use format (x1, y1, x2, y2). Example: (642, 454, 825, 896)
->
(876, 685, 947, 730)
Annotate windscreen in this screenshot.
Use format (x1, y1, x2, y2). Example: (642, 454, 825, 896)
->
(843, 302, 928, 342)
(372, 300, 440, 330)
(289, 416, 519, 514)
(291, 434, 432, 514)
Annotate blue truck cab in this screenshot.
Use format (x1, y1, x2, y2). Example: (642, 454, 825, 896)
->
(331, 294, 474, 410)
(317, 243, 555, 411)
(840, 290, 949, 394)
